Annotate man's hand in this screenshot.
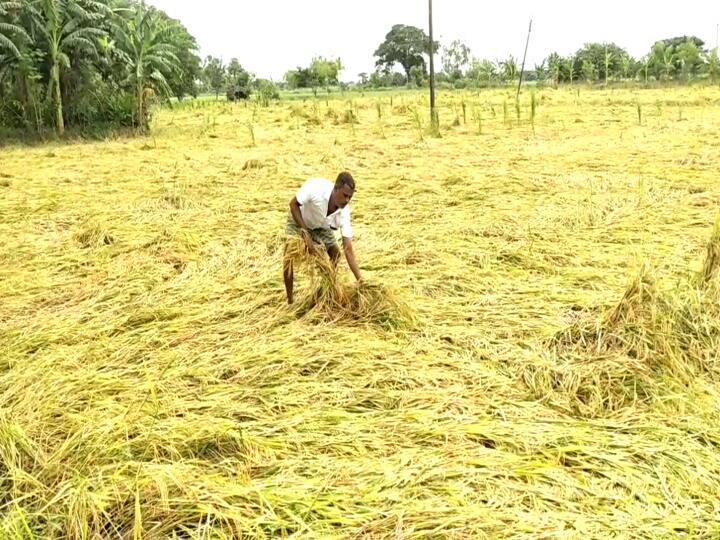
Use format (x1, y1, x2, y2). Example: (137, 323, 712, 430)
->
(301, 229, 315, 254)
(342, 237, 362, 282)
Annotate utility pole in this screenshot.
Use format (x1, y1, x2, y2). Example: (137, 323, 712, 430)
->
(428, 0, 437, 130)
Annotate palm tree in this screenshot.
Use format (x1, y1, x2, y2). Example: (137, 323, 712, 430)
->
(603, 44, 613, 85)
(500, 55, 518, 84)
(31, 0, 108, 135)
(708, 48, 719, 84)
(0, 1, 41, 129)
(662, 47, 674, 82)
(545, 53, 563, 87)
(0, 1, 29, 58)
(112, 1, 181, 130)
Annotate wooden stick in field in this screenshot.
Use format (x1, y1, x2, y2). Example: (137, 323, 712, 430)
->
(517, 19, 533, 100)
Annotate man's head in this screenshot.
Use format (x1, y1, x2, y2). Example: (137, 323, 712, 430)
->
(332, 171, 355, 208)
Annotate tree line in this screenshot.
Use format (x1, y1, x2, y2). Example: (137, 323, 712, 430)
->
(3, 5, 719, 137)
(359, 24, 720, 89)
(193, 25, 720, 96)
(0, 0, 202, 136)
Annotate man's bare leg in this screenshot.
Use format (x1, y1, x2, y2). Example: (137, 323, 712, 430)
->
(283, 246, 294, 304)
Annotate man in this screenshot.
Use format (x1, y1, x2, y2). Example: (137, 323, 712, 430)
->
(283, 171, 362, 304)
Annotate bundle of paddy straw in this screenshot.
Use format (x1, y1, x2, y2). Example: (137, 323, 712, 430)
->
(523, 221, 720, 417)
(284, 237, 416, 329)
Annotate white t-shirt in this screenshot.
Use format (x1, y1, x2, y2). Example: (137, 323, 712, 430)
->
(296, 178, 353, 238)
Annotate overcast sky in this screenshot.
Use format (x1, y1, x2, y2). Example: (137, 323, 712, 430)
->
(147, 0, 719, 82)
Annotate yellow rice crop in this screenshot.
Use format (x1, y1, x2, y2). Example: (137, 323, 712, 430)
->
(284, 237, 416, 329)
(1, 86, 720, 538)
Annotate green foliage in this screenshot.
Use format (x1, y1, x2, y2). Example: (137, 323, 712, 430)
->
(284, 57, 342, 91)
(708, 48, 719, 84)
(581, 59, 597, 83)
(573, 43, 631, 82)
(374, 24, 438, 80)
(499, 56, 518, 83)
(367, 69, 406, 88)
(203, 55, 225, 98)
(466, 58, 498, 87)
(533, 61, 547, 85)
(310, 56, 342, 90)
(442, 40, 471, 80)
(227, 58, 250, 88)
(676, 39, 703, 80)
(0, 1, 30, 58)
(647, 36, 707, 82)
(409, 64, 425, 87)
(284, 66, 314, 90)
(169, 38, 201, 100)
(226, 58, 252, 100)
(113, 2, 185, 130)
(0, 0, 199, 136)
(254, 78, 279, 107)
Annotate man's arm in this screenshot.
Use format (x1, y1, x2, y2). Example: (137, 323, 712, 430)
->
(289, 196, 309, 228)
(289, 197, 314, 253)
(342, 237, 362, 281)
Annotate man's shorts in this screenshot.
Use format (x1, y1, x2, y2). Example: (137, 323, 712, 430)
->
(286, 213, 338, 249)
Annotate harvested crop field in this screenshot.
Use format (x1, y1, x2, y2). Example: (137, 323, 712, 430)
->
(2, 86, 720, 538)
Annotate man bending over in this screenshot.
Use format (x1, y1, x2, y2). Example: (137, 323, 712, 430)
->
(283, 171, 362, 304)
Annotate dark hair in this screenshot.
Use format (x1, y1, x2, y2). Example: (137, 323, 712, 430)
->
(335, 171, 355, 191)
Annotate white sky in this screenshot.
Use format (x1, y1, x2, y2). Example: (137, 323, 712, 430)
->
(147, 0, 720, 82)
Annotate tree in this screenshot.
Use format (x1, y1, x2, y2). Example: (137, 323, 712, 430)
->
(226, 57, 251, 98)
(661, 44, 674, 81)
(113, 2, 183, 130)
(565, 57, 576, 85)
(467, 57, 498, 85)
(168, 40, 200, 100)
(648, 41, 672, 81)
(254, 78, 278, 106)
(676, 39, 702, 81)
(374, 24, 438, 81)
(227, 58, 250, 89)
(639, 54, 651, 84)
(31, 0, 110, 135)
(546, 53, 560, 86)
(310, 56, 341, 91)
(540, 54, 574, 85)
(573, 42, 631, 83)
(603, 44, 612, 84)
(1, 0, 201, 135)
(0, 1, 39, 129)
(621, 54, 632, 80)
(646, 36, 706, 81)
(161, 15, 199, 101)
(203, 55, 225, 98)
(707, 48, 719, 84)
(581, 59, 597, 82)
(441, 40, 470, 80)
(466, 57, 498, 86)
(499, 55, 518, 84)
(409, 64, 424, 87)
(0, 1, 29, 58)
(284, 66, 316, 89)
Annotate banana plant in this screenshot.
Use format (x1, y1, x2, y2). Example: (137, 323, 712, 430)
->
(0, 1, 30, 58)
(31, 0, 109, 135)
(112, 1, 181, 130)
